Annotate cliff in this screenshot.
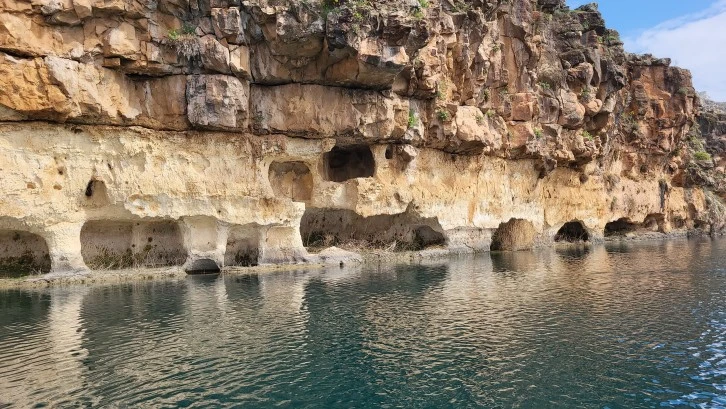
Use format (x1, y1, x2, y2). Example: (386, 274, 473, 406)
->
(0, 0, 723, 275)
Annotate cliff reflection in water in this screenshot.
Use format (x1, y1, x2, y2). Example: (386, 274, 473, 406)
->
(0, 239, 724, 408)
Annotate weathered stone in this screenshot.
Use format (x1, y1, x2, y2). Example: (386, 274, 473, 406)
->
(250, 84, 407, 139)
(211, 7, 243, 43)
(187, 75, 249, 130)
(199, 35, 231, 74)
(72, 0, 92, 19)
(229, 45, 250, 79)
(103, 22, 140, 59)
(0, 0, 722, 277)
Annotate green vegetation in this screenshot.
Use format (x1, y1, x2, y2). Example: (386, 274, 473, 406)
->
(437, 110, 451, 122)
(413, 0, 428, 18)
(694, 151, 712, 161)
(450, 1, 471, 13)
(621, 112, 638, 131)
(603, 32, 620, 44)
(167, 24, 199, 59)
(436, 80, 449, 100)
(167, 23, 196, 40)
(534, 128, 544, 139)
(678, 87, 693, 96)
(408, 109, 419, 128)
(580, 87, 592, 100)
(539, 82, 551, 91)
(583, 130, 593, 141)
(475, 114, 484, 125)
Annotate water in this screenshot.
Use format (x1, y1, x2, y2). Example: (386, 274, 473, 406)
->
(1, 239, 725, 408)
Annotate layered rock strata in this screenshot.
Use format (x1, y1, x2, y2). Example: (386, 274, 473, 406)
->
(0, 0, 723, 274)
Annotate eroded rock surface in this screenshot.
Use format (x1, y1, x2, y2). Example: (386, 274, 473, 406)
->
(0, 0, 724, 274)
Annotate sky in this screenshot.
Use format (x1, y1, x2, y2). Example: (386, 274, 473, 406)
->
(565, 0, 726, 101)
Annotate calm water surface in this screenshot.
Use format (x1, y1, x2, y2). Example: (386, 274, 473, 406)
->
(1, 239, 725, 408)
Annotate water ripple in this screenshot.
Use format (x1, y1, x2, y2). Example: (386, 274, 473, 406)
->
(0, 239, 724, 408)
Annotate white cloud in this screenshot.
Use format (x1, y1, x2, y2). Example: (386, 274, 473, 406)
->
(624, 0, 726, 101)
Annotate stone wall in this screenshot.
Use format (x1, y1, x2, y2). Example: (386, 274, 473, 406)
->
(0, 0, 723, 274)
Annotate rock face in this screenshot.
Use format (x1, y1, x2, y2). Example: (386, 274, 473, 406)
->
(0, 0, 723, 274)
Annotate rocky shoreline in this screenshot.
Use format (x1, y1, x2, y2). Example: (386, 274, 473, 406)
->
(1, 232, 712, 290)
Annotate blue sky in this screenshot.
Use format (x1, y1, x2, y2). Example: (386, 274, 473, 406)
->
(565, 1, 726, 101)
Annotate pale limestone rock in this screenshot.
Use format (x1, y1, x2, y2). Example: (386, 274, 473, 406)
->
(229, 45, 251, 79)
(0, 0, 721, 276)
(558, 89, 586, 129)
(584, 98, 603, 115)
(251, 84, 408, 139)
(0, 122, 713, 273)
(72, 0, 92, 19)
(309, 247, 363, 265)
(199, 35, 231, 74)
(103, 22, 139, 59)
(453, 106, 503, 154)
(187, 75, 249, 130)
(211, 7, 243, 43)
(0, 12, 84, 57)
(0, 53, 186, 128)
(510, 93, 536, 121)
(0, 53, 73, 120)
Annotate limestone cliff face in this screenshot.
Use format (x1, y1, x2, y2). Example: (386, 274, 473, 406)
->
(0, 0, 722, 274)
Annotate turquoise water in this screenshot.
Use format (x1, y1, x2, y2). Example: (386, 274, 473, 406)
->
(0, 239, 725, 408)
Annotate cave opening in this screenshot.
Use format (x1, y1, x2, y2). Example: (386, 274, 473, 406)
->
(300, 207, 446, 251)
(604, 218, 638, 237)
(490, 219, 537, 251)
(225, 225, 260, 267)
(385, 145, 394, 159)
(0, 230, 51, 277)
(642, 213, 666, 232)
(83, 180, 110, 207)
(323, 145, 375, 182)
(268, 161, 313, 202)
(80, 220, 187, 270)
(185, 258, 221, 274)
(554, 221, 590, 242)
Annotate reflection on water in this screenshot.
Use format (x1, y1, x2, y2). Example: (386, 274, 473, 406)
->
(1, 239, 725, 408)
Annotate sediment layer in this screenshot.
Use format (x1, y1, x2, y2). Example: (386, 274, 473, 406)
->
(0, 0, 724, 275)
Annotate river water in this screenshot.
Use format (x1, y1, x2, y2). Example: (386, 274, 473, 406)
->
(0, 239, 725, 408)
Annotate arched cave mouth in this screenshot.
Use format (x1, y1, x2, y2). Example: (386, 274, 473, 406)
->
(268, 161, 313, 202)
(84, 180, 110, 207)
(185, 258, 221, 275)
(490, 219, 537, 251)
(0, 230, 51, 277)
(80, 220, 187, 270)
(225, 225, 260, 267)
(300, 207, 446, 251)
(323, 145, 375, 182)
(643, 213, 666, 233)
(604, 218, 638, 237)
(554, 221, 590, 243)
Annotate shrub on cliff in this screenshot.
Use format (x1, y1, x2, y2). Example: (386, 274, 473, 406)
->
(167, 24, 199, 59)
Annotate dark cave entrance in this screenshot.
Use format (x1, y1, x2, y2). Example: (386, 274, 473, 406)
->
(0, 230, 51, 277)
(604, 218, 638, 237)
(554, 221, 590, 242)
(225, 225, 260, 267)
(323, 145, 375, 182)
(300, 207, 446, 251)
